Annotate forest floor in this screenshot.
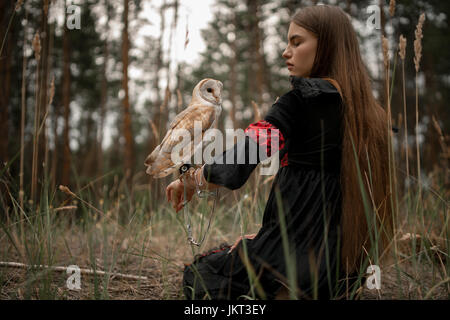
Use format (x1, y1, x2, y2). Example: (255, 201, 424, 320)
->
(0, 233, 448, 300)
(0, 176, 448, 300)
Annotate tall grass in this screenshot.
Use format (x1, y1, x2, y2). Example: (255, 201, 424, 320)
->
(0, 144, 448, 300)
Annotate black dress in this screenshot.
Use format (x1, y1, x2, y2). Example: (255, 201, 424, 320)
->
(183, 76, 355, 300)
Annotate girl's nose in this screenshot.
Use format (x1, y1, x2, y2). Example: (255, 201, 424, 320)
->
(282, 47, 291, 59)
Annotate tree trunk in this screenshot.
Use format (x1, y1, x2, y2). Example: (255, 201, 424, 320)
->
(61, 0, 72, 188)
(0, 0, 14, 165)
(98, 0, 112, 177)
(229, 6, 238, 129)
(246, 0, 267, 109)
(346, 0, 352, 14)
(378, 0, 388, 107)
(286, 0, 301, 16)
(98, 37, 108, 176)
(122, 0, 135, 185)
(0, 0, 14, 211)
(152, 2, 165, 152)
(39, 1, 50, 180)
(51, 87, 59, 189)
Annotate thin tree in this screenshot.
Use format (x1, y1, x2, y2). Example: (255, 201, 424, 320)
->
(121, 0, 135, 185)
(38, 0, 50, 181)
(98, 0, 111, 176)
(229, 0, 238, 129)
(61, 0, 72, 188)
(0, 1, 14, 166)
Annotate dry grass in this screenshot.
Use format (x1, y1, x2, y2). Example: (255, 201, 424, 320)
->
(0, 167, 448, 300)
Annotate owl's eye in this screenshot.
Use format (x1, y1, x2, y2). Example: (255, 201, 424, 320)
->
(207, 88, 212, 93)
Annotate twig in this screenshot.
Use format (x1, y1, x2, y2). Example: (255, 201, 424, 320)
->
(0, 261, 148, 281)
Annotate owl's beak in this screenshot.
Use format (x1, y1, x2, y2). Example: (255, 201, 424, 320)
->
(215, 81, 223, 104)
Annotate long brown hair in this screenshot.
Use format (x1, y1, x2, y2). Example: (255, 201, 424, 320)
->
(291, 5, 395, 274)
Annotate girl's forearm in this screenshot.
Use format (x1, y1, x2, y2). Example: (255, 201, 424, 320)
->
(197, 165, 221, 191)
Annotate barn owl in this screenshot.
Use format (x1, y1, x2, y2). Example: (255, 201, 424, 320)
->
(144, 78, 223, 178)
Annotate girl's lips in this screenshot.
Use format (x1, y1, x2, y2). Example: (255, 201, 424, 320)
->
(286, 63, 294, 70)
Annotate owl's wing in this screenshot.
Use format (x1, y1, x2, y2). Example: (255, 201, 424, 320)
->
(160, 103, 217, 153)
(166, 106, 191, 131)
(144, 103, 217, 177)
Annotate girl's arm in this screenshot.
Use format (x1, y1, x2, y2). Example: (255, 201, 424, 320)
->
(166, 119, 286, 212)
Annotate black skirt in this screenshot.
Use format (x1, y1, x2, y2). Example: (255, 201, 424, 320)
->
(183, 165, 361, 300)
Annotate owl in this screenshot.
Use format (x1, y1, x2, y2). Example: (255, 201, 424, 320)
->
(144, 78, 223, 178)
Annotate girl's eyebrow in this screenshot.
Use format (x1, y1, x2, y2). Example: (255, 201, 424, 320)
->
(289, 34, 304, 42)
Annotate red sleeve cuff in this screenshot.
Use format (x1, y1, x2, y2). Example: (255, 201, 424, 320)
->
(244, 120, 286, 157)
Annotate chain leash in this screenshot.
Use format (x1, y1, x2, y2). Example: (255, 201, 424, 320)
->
(180, 164, 218, 247)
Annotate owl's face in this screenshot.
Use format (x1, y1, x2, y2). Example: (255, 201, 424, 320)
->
(195, 79, 223, 106)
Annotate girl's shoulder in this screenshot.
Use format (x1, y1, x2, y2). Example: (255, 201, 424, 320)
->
(288, 76, 342, 100)
(272, 76, 342, 111)
(264, 77, 343, 138)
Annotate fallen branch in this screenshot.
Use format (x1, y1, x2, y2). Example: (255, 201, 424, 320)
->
(0, 261, 148, 281)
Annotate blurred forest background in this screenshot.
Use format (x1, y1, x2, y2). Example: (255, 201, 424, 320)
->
(0, 0, 448, 204)
(0, 0, 449, 300)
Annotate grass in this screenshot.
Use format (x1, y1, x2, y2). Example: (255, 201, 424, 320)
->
(0, 156, 448, 300)
(0, 167, 268, 299)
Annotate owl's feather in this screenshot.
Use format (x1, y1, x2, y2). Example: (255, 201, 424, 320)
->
(144, 78, 222, 178)
(145, 103, 218, 178)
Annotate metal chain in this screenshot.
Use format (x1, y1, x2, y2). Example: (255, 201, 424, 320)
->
(180, 164, 218, 246)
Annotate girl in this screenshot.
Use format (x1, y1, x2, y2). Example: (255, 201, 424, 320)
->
(166, 5, 395, 300)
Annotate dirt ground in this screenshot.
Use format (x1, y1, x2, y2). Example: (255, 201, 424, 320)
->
(1, 249, 448, 300)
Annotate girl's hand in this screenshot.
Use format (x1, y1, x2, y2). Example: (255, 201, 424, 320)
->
(166, 179, 195, 213)
(228, 233, 257, 254)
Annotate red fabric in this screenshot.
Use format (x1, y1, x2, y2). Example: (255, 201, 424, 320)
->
(244, 120, 288, 167)
(281, 151, 288, 167)
(199, 246, 230, 258)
